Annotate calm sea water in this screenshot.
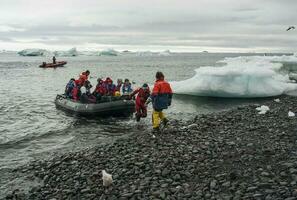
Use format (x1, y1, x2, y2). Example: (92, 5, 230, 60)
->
(0, 52, 274, 194)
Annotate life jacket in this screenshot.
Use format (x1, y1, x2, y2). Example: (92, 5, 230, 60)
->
(79, 72, 89, 86)
(151, 79, 173, 111)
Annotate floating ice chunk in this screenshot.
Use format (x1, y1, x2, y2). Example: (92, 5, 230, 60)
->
(18, 49, 49, 56)
(288, 111, 295, 117)
(54, 47, 78, 57)
(172, 55, 297, 98)
(99, 48, 118, 56)
(274, 99, 280, 103)
(102, 170, 113, 186)
(256, 105, 270, 114)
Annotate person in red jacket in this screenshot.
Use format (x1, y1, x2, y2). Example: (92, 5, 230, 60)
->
(148, 71, 173, 132)
(130, 83, 151, 121)
(105, 77, 116, 96)
(93, 78, 106, 101)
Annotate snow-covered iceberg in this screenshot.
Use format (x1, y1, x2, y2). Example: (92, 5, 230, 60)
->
(172, 55, 297, 98)
(99, 49, 118, 56)
(53, 48, 78, 57)
(18, 49, 49, 56)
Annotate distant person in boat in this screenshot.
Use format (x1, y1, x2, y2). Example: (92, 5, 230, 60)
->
(105, 77, 116, 96)
(65, 78, 76, 98)
(130, 83, 151, 122)
(116, 79, 123, 94)
(147, 71, 173, 133)
(53, 56, 56, 64)
(122, 79, 133, 95)
(93, 78, 106, 101)
(78, 70, 90, 86)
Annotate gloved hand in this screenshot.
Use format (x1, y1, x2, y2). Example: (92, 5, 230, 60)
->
(145, 97, 152, 106)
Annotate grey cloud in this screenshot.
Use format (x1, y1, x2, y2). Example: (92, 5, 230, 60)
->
(0, 0, 296, 52)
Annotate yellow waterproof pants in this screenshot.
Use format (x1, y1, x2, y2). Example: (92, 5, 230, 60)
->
(152, 110, 165, 128)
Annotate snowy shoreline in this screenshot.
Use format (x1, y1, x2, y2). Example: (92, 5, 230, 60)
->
(5, 95, 297, 199)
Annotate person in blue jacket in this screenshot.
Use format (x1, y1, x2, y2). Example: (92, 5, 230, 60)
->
(65, 78, 75, 98)
(122, 79, 133, 94)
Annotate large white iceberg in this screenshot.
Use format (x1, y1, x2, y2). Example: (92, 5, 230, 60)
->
(99, 49, 118, 56)
(18, 49, 49, 56)
(53, 48, 78, 57)
(172, 55, 297, 98)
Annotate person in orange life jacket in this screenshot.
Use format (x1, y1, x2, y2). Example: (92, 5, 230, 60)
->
(65, 78, 75, 98)
(78, 70, 90, 86)
(122, 79, 133, 95)
(93, 78, 106, 101)
(130, 83, 151, 122)
(105, 77, 116, 96)
(147, 71, 173, 132)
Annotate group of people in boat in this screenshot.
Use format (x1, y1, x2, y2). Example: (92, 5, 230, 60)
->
(64, 70, 173, 132)
(65, 70, 134, 101)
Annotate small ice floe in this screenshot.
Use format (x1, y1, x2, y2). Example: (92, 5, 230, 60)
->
(102, 170, 113, 186)
(256, 105, 270, 114)
(274, 98, 280, 103)
(288, 111, 295, 117)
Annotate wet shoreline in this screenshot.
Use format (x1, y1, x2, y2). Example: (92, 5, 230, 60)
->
(4, 95, 297, 199)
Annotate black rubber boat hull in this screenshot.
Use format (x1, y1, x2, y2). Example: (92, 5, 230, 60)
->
(39, 61, 67, 68)
(55, 95, 135, 116)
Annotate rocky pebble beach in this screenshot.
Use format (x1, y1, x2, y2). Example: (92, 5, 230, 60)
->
(5, 95, 297, 200)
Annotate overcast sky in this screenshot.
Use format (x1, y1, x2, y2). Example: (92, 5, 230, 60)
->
(0, 0, 296, 52)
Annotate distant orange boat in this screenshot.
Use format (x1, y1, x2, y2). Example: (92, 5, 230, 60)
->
(39, 61, 67, 68)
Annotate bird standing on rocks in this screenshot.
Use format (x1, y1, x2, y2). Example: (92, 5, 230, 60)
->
(287, 26, 295, 31)
(102, 170, 113, 186)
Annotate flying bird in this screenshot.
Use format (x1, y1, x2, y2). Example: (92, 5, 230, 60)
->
(286, 26, 295, 31)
